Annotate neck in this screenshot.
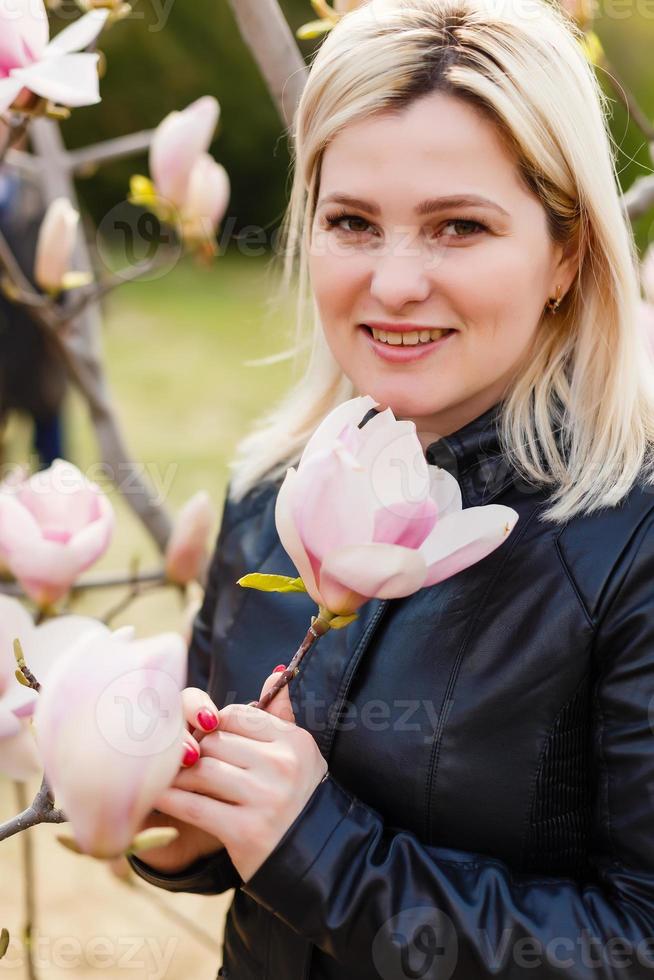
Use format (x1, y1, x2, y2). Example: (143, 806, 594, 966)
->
(400, 391, 505, 451)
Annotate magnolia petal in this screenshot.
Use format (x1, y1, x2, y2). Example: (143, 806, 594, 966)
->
(13, 52, 102, 108)
(34, 631, 186, 857)
(298, 395, 379, 469)
(313, 568, 365, 617)
(321, 541, 428, 602)
(353, 408, 438, 523)
(0, 594, 35, 689)
(164, 490, 215, 585)
(67, 507, 115, 571)
(0, 77, 24, 114)
(0, 721, 41, 780)
(293, 443, 375, 563)
(427, 465, 463, 518)
(420, 505, 519, 587)
(34, 197, 79, 293)
(0, 493, 42, 555)
(274, 468, 321, 603)
(354, 406, 421, 477)
(0, 704, 20, 738)
(7, 536, 94, 604)
(0, 0, 49, 70)
(45, 10, 109, 56)
(27, 615, 110, 688)
(184, 155, 230, 231)
(1, 684, 37, 718)
(150, 96, 219, 209)
(372, 496, 438, 549)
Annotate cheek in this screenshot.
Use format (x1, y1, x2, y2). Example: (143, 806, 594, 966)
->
(308, 248, 365, 328)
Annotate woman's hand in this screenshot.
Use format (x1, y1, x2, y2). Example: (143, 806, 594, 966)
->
(150, 669, 329, 883)
(134, 687, 225, 874)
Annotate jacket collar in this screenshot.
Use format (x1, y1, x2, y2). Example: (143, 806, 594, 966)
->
(423, 401, 515, 507)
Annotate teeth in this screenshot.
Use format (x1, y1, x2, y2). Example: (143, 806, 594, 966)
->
(370, 327, 450, 345)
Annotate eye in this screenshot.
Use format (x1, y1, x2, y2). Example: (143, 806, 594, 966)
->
(324, 212, 375, 235)
(322, 211, 488, 241)
(440, 219, 487, 239)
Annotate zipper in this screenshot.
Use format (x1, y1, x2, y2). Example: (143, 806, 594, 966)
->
(300, 599, 391, 979)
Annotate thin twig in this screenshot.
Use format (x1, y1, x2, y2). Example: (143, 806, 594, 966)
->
(100, 579, 166, 626)
(14, 782, 39, 980)
(0, 569, 168, 599)
(0, 778, 66, 843)
(0, 116, 31, 163)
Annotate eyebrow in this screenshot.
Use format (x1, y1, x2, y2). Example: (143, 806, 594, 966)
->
(317, 192, 510, 217)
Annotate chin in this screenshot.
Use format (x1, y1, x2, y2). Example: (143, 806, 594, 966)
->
(356, 377, 457, 422)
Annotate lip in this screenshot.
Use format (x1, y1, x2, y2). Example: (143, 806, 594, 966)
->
(358, 324, 456, 363)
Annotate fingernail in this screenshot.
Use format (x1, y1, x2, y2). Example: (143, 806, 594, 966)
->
(196, 708, 219, 732)
(273, 664, 286, 673)
(182, 743, 199, 767)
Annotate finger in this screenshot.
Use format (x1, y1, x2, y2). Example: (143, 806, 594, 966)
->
(181, 732, 200, 768)
(152, 785, 236, 841)
(196, 730, 257, 769)
(258, 668, 296, 724)
(182, 687, 220, 736)
(172, 755, 253, 804)
(218, 702, 293, 741)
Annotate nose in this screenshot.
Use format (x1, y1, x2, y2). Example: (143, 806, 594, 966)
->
(368, 238, 433, 310)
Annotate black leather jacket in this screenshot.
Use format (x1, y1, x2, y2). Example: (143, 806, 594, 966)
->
(131, 403, 654, 979)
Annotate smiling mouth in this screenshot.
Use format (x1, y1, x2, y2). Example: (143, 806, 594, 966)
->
(362, 325, 455, 346)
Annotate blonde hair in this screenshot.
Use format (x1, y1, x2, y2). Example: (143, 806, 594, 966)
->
(227, 0, 654, 523)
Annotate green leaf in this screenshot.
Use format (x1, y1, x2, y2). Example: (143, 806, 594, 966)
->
(56, 833, 85, 855)
(328, 613, 359, 629)
(237, 573, 307, 594)
(127, 827, 180, 855)
(60, 270, 94, 291)
(296, 18, 334, 40)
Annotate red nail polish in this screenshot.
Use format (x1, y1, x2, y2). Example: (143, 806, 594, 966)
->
(197, 708, 218, 731)
(273, 664, 286, 673)
(182, 744, 199, 767)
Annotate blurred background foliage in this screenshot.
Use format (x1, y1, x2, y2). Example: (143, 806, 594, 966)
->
(46, 0, 654, 255)
(55, 0, 316, 240)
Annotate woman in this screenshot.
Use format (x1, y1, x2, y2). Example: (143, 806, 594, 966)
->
(129, 0, 654, 976)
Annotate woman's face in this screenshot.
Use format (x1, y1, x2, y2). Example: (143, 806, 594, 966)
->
(308, 91, 577, 441)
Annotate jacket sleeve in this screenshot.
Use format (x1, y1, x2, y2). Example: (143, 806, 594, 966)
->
(127, 482, 244, 896)
(241, 515, 654, 978)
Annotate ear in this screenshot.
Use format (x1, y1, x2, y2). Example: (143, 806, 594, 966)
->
(552, 236, 581, 300)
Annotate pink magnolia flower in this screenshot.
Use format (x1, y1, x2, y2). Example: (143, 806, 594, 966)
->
(0, 460, 115, 607)
(150, 96, 220, 210)
(34, 197, 88, 294)
(0, 3, 109, 115)
(165, 490, 216, 585)
(183, 154, 230, 242)
(0, 595, 108, 779)
(275, 395, 519, 616)
(34, 629, 187, 858)
(0, 465, 28, 578)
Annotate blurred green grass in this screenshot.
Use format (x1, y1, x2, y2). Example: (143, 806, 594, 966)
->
(3, 249, 297, 634)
